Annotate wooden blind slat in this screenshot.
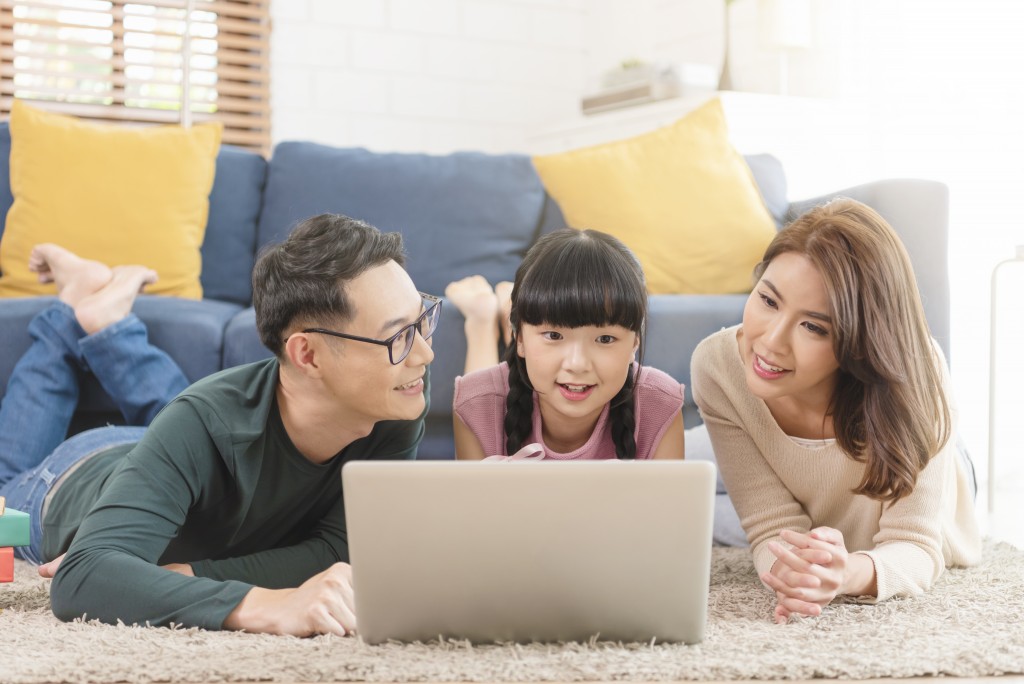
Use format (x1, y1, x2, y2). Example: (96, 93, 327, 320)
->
(196, 1, 267, 21)
(0, 96, 181, 123)
(130, 0, 269, 21)
(4, 91, 268, 118)
(220, 128, 269, 146)
(6, 39, 269, 73)
(8, 15, 267, 40)
(2, 62, 269, 87)
(2, 27, 268, 55)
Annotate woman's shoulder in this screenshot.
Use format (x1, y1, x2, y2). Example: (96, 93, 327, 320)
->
(690, 324, 746, 408)
(692, 324, 741, 370)
(454, 362, 510, 405)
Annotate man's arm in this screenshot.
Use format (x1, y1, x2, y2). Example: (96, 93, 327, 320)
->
(49, 401, 253, 629)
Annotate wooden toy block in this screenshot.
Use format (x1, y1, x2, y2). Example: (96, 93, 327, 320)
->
(1, 547, 13, 583)
(0, 496, 30, 548)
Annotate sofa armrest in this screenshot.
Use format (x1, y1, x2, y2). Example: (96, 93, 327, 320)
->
(787, 179, 950, 358)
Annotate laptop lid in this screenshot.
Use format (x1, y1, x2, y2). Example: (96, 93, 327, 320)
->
(343, 460, 716, 645)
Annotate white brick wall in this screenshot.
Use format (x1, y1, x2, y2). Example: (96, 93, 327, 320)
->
(269, 0, 850, 153)
(271, 0, 589, 153)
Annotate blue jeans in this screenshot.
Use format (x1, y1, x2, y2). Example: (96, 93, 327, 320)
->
(0, 302, 188, 562)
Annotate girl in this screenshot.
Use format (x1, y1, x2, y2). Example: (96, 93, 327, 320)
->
(452, 229, 685, 461)
(691, 199, 981, 622)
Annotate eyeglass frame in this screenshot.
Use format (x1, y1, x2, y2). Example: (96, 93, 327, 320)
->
(301, 292, 442, 365)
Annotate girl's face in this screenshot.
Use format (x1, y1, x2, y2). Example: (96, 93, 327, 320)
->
(739, 252, 840, 409)
(516, 322, 638, 430)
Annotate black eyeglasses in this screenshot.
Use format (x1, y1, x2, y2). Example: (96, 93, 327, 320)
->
(303, 293, 442, 365)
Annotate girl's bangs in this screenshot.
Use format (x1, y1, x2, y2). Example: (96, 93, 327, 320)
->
(516, 261, 645, 332)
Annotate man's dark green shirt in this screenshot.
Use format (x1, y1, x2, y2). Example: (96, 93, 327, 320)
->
(47, 358, 425, 629)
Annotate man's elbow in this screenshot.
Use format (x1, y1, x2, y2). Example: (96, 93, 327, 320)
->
(49, 578, 88, 623)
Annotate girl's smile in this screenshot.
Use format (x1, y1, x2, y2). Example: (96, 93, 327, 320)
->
(557, 383, 597, 401)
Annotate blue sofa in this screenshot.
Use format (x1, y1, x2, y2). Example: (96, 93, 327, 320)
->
(0, 123, 951, 459)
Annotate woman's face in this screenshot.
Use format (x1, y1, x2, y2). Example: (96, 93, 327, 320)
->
(739, 252, 841, 408)
(516, 322, 638, 430)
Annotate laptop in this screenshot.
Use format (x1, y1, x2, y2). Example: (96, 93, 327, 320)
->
(342, 460, 716, 644)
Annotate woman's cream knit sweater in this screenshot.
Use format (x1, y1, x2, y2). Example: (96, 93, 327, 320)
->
(691, 326, 981, 601)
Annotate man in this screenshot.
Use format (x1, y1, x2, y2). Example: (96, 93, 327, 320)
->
(0, 214, 437, 636)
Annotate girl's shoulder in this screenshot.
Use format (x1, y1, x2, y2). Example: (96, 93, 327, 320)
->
(635, 364, 685, 400)
(454, 362, 511, 404)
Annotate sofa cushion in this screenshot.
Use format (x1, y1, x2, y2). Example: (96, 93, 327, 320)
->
(744, 154, 788, 227)
(536, 153, 789, 236)
(0, 296, 241, 411)
(222, 307, 272, 369)
(0, 102, 221, 299)
(0, 123, 265, 306)
(532, 98, 778, 295)
(202, 146, 268, 305)
(257, 144, 548, 298)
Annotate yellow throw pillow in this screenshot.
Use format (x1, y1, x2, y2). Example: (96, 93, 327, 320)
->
(0, 101, 222, 299)
(532, 98, 776, 294)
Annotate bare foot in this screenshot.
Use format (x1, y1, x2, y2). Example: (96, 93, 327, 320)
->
(445, 276, 500, 328)
(38, 553, 64, 578)
(29, 244, 112, 307)
(495, 280, 514, 345)
(74, 265, 158, 335)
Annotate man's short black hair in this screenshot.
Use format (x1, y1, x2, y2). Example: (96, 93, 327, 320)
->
(252, 213, 406, 357)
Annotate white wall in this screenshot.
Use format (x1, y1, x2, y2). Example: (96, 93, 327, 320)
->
(271, 0, 587, 153)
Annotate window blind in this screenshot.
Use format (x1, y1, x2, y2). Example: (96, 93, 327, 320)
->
(1, 0, 270, 154)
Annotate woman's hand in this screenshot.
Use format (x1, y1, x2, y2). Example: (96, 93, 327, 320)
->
(761, 527, 851, 623)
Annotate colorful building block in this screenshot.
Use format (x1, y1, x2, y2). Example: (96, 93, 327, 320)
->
(1, 547, 13, 583)
(0, 497, 31, 548)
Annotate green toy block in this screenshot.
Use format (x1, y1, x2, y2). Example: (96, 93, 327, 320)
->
(1, 547, 13, 583)
(0, 507, 30, 548)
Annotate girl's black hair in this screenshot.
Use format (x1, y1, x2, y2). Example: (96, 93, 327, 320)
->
(503, 229, 647, 459)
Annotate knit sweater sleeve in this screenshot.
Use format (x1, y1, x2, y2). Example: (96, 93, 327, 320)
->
(690, 328, 812, 579)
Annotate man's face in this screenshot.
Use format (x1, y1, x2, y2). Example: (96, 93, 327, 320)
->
(319, 260, 434, 423)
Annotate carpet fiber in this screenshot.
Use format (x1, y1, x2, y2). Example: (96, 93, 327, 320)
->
(2, 540, 1023, 683)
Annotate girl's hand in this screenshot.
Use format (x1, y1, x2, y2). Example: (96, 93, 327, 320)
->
(761, 527, 849, 622)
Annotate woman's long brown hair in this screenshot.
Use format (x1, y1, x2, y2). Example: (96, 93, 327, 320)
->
(754, 199, 951, 503)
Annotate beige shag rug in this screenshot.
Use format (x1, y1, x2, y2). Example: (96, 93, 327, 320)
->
(2, 540, 1023, 684)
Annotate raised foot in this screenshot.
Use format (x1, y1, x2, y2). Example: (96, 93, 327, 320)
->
(29, 244, 112, 306)
(74, 265, 158, 335)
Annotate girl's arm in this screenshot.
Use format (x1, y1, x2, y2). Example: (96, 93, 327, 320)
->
(453, 414, 488, 460)
(650, 412, 685, 459)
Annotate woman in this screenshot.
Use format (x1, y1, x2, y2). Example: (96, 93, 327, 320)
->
(691, 198, 981, 622)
